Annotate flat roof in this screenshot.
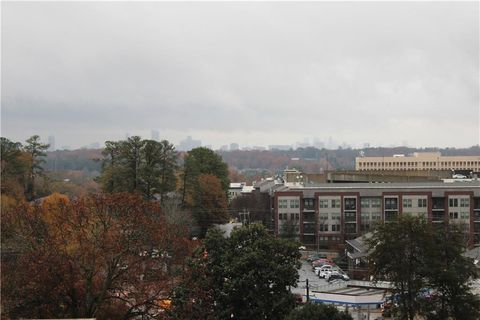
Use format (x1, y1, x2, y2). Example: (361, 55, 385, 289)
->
(286, 180, 480, 190)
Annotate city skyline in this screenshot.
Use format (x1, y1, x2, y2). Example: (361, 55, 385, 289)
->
(2, 2, 479, 149)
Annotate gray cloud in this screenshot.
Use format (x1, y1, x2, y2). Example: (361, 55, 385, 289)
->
(1, 1, 478, 149)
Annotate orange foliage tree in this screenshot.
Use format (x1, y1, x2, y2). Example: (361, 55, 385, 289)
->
(192, 174, 229, 236)
(1, 192, 194, 319)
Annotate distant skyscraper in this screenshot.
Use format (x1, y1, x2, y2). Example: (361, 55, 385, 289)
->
(151, 130, 160, 141)
(178, 136, 202, 151)
(48, 135, 55, 151)
(230, 143, 239, 150)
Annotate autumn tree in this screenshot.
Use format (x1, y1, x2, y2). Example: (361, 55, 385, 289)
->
(181, 147, 229, 206)
(192, 174, 229, 236)
(1, 192, 193, 319)
(170, 224, 301, 320)
(24, 135, 50, 200)
(98, 136, 177, 201)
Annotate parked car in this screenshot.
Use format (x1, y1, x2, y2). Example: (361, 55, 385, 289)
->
(318, 265, 338, 278)
(313, 263, 333, 275)
(312, 258, 333, 268)
(307, 253, 327, 262)
(326, 271, 350, 282)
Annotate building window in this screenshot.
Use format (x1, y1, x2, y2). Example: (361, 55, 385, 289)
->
(418, 198, 427, 208)
(319, 224, 328, 232)
(294, 213, 300, 220)
(460, 198, 470, 207)
(344, 198, 357, 210)
(331, 199, 341, 208)
(331, 224, 341, 232)
(361, 198, 370, 208)
(460, 212, 469, 219)
(319, 199, 329, 208)
(290, 199, 300, 209)
(449, 198, 459, 207)
(372, 213, 382, 220)
(331, 213, 341, 221)
(279, 199, 288, 209)
(371, 198, 381, 208)
(345, 212, 356, 222)
(449, 212, 459, 219)
(320, 213, 329, 221)
(403, 199, 412, 208)
(385, 198, 398, 210)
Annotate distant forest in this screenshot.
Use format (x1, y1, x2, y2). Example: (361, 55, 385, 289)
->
(45, 145, 480, 176)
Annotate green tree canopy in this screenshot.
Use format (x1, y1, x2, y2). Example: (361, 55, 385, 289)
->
(98, 136, 178, 201)
(285, 303, 353, 320)
(367, 215, 479, 320)
(170, 224, 301, 320)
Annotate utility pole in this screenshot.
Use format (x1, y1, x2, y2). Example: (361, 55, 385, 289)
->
(306, 278, 310, 302)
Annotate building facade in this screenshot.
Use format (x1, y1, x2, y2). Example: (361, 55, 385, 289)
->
(273, 181, 480, 248)
(356, 152, 480, 172)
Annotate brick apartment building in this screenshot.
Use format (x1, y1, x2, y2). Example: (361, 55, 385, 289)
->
(273, 181, 480, 248)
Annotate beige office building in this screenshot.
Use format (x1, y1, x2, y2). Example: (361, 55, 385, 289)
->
(356, 152, 480, 172)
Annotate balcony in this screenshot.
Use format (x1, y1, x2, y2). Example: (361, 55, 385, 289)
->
(432, 198, 445, 210)
(345, 224, 357, 234)
(475, 211, 480, 222)
(432, 211, 445, 222)
(385, 211, 398, 221)
(302, 212, 316, 223)
(303, 224, 316, 234)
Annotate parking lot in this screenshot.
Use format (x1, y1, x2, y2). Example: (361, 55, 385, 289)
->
(293, 260, 384, 320)
(292, 260, 330, 295)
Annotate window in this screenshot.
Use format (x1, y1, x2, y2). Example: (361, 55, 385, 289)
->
(403, 199, 412, 208)
(449, 212, 458, 219)
(294, 213, 300, 220)
(385, 198, 398, 210)
(319, 224, 328, 232)
(460, 198, 470, 207)
(460, 212, 469, 219)
(331, 199, 341, 208)
(371, 198, 381, 208)
(319, 199, 329, 208)
(331, 224, 341, 232)
(278, 213, 285, 220)
(372, 213, 382, 220)
(290, 199, 300, 209)
(449, 198, 459, 207)
(279, 199, 288, 209)
(304, 198, 314, 207)
(331, 213, 341, 221)
(345, 212, 356, 222)
(418, 198, 427, 208)
(320, 213, 329, 220)
(344, 198, 357, 210)
(361, 213, 370, 221)
(361, 198, 370, 208)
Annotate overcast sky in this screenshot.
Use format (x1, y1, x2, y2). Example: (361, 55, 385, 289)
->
(1, 1, 479, 149)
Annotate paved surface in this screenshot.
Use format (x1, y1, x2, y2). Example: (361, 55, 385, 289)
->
(292, 261, 329, 295)
(294, 261, 384, 320)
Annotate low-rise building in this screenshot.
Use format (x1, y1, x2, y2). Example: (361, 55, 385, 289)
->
(273, 181, 480, 247)
(356, 152, 480, 173)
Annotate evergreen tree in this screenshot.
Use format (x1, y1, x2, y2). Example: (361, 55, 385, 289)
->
(24, 135, 49, 200)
